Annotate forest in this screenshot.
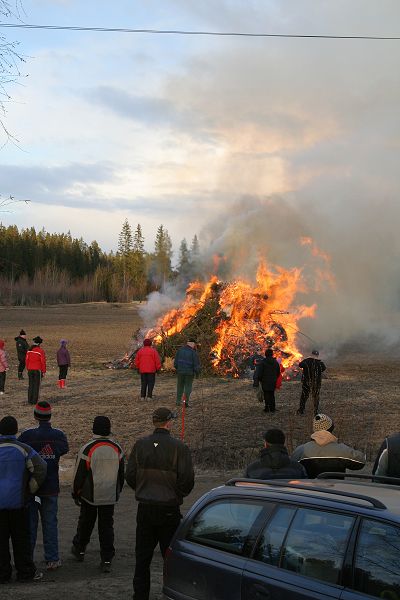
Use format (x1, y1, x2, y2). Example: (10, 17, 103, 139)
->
(0, 220, 201, 305)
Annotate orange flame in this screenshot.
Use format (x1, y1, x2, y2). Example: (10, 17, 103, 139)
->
(148, 256, 320, 377)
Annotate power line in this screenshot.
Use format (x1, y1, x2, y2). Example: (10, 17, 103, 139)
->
(0, 23, 399, 40)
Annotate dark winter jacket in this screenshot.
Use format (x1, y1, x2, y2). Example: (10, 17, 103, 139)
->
(56, 344, 71, 367)
(126, 428, 194, 506)
(174, 345, 201, 375)
(254, 357, 281, 391)
(19, 422, 69, 496)
(373, 433, 400, 480)
(26, 345, 46, 374)
(245, 445, 308, 480)
(292, 430, 366, 478)
(0, 435, 47, 509)
(15, 335, 29, 360)
(73, 435, 125, 506)
(299, 356, 326, 386)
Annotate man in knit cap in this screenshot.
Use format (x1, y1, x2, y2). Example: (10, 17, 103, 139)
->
(0, 415, 47, 583)
(133, 338, 161, 399)
(15, 329, 29, 380)
(291, 413, 365, 478)
(71, 416, 125, 573)
(19, 401, 69, 570)
(26, 336, 46, 404)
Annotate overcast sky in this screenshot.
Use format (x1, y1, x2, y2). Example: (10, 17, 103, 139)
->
(1, 0, 399, 264)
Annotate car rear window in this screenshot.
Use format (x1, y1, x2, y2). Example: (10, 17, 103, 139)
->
(186, 500, 266, 555)
(352, 518, 400, 598)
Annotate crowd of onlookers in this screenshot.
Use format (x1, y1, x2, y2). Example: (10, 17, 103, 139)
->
(0, 333, 399, 600)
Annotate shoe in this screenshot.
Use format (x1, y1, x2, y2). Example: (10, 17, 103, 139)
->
(33, 570, 43, 582)
(46, 560, 62, 570)
(18, 570, 43, 582)
(140, 396, 146, 400)
(100, 561, 112, 573)
(71, 545, 85, 562)
(0, 391, 4, 395)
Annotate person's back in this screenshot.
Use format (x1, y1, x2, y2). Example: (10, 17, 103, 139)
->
(174, 344, 200, 374)
(373, 432, 400, 480)
(292, 414, 365, 478)
(255, 355, 281, 390)
(299, 356, 326, 384)
(134, 345, 161, 373)
(245, 429, 307, 480)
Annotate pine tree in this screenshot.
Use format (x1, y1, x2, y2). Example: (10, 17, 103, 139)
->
(133, 224, 144, 253)
(177, 238, 191, 287)
(190, 234, 202, 279)
(153, 225, 173, 288)
(117, 219, 134, 300)
(118, 219, 133, 256)
(132, 224, 147, 300)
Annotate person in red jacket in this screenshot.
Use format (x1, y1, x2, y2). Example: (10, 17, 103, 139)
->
(26, 336, 47, 405)
(133, 339, 161, 400)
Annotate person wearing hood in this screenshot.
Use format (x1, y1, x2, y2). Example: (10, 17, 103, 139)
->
(71, 416, 125, 573)
(297, 350, 326, 415)
(0, 415, 47, 583)
(253, 348, 281, 413)
(133, 339, 161, 399)
(0, 339, 8, 395)
(14, 329, 29, 380)
(245, 429, 307, 480)
(291, 413, 366, 478)
(26, 336, 46, 405)
(56, 339, 71, 389)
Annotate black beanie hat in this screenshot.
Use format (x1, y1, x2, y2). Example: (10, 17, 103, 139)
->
(93, 416, 111, 436)
(0, 416, 18, 435)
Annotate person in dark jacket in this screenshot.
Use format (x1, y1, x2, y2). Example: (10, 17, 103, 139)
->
(71, 416, 125, 573)
(253, 348, 281, 413)
(373, 432, 400, 481)
(26, 336, 46, 404)
(56, 339, 71, 389)
(292, 413, 365, 478)
(133, 338, 162, 399)
(248, 348, 264, 384)
(174, 338, 201, 407)
(297, 349, 326, 415)
(19, 401, 69, 570)
(126, 407, 194, 600)
(0, 415, 47, 583)
(0, 339, 8, 394)
(15, 329, 29, 380)
(245, 429, 307, 480)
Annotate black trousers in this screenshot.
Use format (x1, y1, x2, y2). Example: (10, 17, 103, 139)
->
(140, 373, 155, 398)
(58, 365, 68, 380)
(133, 503, 182, 600)
(0, 371, 5, 392)
(72, 499, 115, 562)
(263, 389, 276, 412)
(0, 508, 36, 582)
(28, 370, 41, 404)
(18, 357, 26, 377)
(299, 382, 321, 415)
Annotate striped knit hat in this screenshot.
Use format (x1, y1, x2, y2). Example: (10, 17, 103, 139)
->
(34, 401, 52, 421)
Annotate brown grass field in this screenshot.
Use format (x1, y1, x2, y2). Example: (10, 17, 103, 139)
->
(0, 302, 399, 599)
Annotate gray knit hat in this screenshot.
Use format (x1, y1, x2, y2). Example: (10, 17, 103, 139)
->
(313, 413, 333, 432)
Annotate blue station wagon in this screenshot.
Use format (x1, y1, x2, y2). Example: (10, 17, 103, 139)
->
(163, 474, 400, 600)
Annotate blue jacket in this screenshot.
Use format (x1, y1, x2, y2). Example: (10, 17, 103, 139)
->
(0, 435, 47, 509)
(19, 422, 69, 496)
(174, 345, 201, 375)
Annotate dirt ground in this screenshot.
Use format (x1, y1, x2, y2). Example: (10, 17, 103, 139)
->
(0, 302, 399, 599)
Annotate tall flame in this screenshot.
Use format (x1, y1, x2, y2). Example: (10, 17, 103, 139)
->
(148, 258, 318, 377)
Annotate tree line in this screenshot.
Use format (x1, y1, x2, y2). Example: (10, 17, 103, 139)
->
(0, 221, 202, 305)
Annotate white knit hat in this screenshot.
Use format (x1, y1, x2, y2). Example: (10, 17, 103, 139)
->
(313, 413, 333, 432)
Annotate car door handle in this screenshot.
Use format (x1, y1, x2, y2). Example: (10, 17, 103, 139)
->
(253, 583, 270, 598)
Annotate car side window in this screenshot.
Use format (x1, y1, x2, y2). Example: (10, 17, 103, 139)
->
(253, 506, 296, 566)
(352, 519, 400, 598)
(280, 508, 354, 584)
(186, 500, 265, 555)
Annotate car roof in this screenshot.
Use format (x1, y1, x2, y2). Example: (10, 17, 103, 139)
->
(202, 478, 400, 521)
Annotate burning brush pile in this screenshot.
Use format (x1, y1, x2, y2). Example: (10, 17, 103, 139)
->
(144, 260, 316, 377)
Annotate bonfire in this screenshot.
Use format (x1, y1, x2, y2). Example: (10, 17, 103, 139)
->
(146, 260, 316, 377)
